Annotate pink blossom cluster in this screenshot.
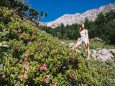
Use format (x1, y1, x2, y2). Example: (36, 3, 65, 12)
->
(20, 61, 29, 81)
(39, 64, 47, 71)
(20, 72, 28, 81)
(24, 61, 29, 70)
(44, 75, 50, 84)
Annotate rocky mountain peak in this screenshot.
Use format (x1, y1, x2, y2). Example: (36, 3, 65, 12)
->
(41, 3, 115, 28)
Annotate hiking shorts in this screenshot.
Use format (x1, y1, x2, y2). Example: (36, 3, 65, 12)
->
(77, 37, 89, 45)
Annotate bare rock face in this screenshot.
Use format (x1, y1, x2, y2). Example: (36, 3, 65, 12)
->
(45, 3, 115, 28)
(91, 48, 115, 61)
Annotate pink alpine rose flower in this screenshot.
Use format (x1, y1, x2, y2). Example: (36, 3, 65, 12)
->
(44, 75, 50, 84)
(24, 61, 29, 70)
(39, 64, 47, 71)
(20, 72, 28, 81)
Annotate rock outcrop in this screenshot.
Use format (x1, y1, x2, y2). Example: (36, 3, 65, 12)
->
(91, 49, 115, 61)
(43, 3, 115, 28)
(67, 42, 115, 61)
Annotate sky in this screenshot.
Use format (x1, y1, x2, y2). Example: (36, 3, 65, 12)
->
(27, 0, 115, 22)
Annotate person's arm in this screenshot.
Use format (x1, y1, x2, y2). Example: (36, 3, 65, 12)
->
(86, 29, 89, 43)
(86, 29, 89, 39)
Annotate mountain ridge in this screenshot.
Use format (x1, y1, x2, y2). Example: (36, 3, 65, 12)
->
(40, 3, 115, 28)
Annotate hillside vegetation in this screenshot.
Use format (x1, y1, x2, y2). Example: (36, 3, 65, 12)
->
(0, 3, 115, 86)
(41, 11, 115, 45)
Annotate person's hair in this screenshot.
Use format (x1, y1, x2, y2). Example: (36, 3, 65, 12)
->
(80, 24, 85, 31)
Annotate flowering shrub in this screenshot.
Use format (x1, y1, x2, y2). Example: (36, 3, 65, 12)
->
(39, 64, 47, 71)
(44, 75, 50, 84)
(20, 72, 28, 81)
(0, 7, 115, 86)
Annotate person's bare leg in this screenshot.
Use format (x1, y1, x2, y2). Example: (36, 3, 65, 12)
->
(87, 47, 91, 59)
(74, 44, 81, 53)
(85, 43, 91, 59)
(72, 42, 80, 52)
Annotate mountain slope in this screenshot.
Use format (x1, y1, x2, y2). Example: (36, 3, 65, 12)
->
(45, 3, 115, 28)
(0, 7, 115, 86)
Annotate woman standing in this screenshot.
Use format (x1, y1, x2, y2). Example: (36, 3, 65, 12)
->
(72, 24, 91, 59)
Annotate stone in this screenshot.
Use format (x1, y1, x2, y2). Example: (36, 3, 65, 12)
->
(108, 49, 115, 54)
(67, 42, 115, 62)
(68, 42, 75, 48)
(91, 48, 115, 61)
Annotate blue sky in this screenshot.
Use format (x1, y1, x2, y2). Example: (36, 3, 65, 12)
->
(27, 0, 115, 22)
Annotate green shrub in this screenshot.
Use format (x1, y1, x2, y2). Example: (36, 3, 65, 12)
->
(0, 7, 115, 86)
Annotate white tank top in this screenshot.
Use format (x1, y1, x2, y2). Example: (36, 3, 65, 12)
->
(80, 29, 86, 38)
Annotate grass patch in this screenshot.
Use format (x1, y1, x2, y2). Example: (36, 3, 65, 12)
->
(60, 39, 115, 49)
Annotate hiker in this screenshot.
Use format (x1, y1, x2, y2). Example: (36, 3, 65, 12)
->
(72, 24, 91, 59)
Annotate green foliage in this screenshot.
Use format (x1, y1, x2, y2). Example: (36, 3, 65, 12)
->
(90, 38, 115, 49)
(94, 11, 115, 44)
(41, 24, 80, 40)
(41, 11, 115, 45)
(0, 7, 115, 86)
(0, 0, 48, 22)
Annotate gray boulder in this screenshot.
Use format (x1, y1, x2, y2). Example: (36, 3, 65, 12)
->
(91, 48, 115, 61)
